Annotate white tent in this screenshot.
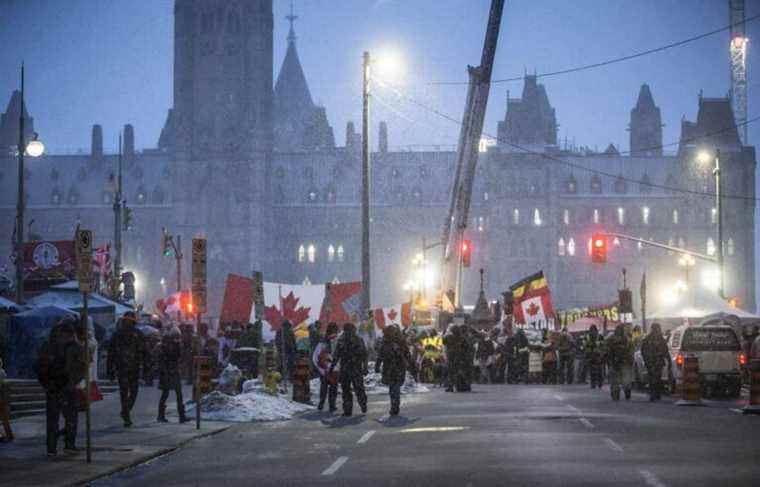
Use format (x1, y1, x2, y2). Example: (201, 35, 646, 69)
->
(646, 288, 759, 332)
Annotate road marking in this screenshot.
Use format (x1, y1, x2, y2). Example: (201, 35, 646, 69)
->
(578, 417, 595, 429)
(565, 404, 580, 413)
(322, 456, 349, 476)
(554, 394, 564, 401)
(640, 469, 667, 487)
(357, 431, 375, 444)
(604, 438, 624, 452)
(400, 426, 468, 433)
(729, 408, 744, 414)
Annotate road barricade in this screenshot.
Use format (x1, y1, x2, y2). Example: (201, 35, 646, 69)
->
(675, 354, 704, 406)
(743, 359, 760, 415)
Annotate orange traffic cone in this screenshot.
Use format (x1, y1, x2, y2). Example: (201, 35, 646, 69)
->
(676, 355, 704, 407)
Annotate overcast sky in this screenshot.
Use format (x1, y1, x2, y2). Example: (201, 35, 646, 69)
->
(0, 0, 758, 155)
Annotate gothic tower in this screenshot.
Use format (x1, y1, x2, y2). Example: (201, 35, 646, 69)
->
(629, 84, 663, 157)
(170, 0, 273, 161)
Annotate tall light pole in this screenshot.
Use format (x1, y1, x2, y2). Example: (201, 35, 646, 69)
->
(361, 51, 371, 319)
(698, 149, 724, 298)
(15, 64, 44, 304)
(114, 133, 123, 291)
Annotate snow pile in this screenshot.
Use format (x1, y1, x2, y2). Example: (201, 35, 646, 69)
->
(364, 371, 430, 395)
(217, 364, 243, 395)
(187, 390, 313, 422)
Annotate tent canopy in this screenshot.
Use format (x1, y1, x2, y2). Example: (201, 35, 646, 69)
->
(646, 289, 759, 332)
(5, 305, 79, 378)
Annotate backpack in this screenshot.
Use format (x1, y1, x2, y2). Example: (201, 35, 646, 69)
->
(35, 340, 68, 391)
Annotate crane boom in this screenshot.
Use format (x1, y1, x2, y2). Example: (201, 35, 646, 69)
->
(441, 0, 505, 309)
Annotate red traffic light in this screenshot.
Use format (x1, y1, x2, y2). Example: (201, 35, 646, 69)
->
(591, 234, 607, 263)
(462, 239, 473, 268)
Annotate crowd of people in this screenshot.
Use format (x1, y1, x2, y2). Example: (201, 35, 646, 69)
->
(21, 309, 760, 457)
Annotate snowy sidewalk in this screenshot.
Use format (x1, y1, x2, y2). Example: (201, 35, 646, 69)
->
(0, 385, 229, 487)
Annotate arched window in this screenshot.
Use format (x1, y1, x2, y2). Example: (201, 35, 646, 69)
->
(614, 176, 627, 194)
(567, 238, 576, 257)
(533, 208, 542, 226)
(512, 208, 520, 225)
(307, 244, 316, 263)
(710, 207, 717, 225)
(51, 187, 61, 206)
(728, 238, 735, 256)
(642, 207, 650, 225)
(590, 175, 602, 193)
(565, 175, 577, 194)
(562, 209, 570, 226)
(328, 245, 336, 262)
(639, 174, 652, 194)
(707, 237, 716, 256)
(298, 245, 305, 263)
(136, 185, 146, 205)
(672, 209, 679, 225)
(592, 209, 600, 224)
(558, 238, 566, 256)
(617, 207, 625, 225)
(477, 216, 485, 232)
(337, 245, 345, 262)
(307, 188, 318, 203)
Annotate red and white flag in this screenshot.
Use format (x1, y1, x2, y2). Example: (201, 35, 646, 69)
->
(373, 303, 412, 329)
(510, 271, 555, 325)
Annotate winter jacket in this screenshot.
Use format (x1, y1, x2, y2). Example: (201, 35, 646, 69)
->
(158, 338, 182, 390)
(312, 338, 336, 376)
(641, 327, 669, 370)
(376, 329, 414, 385)
(332, 325, 368, 379)
(606, 327, 634, 368)
(107, 321, 146, 379)
(557, 332, 576, 356)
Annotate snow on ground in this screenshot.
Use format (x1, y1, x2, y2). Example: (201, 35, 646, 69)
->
(309, 368, 431, 396)
(187, 379, 314, 422)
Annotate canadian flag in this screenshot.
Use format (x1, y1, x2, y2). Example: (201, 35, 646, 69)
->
(511, 271, 555, 325)
(373, 303, 412, 329)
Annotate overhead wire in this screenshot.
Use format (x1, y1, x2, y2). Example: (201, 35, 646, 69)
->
(432, 13, 760, 85)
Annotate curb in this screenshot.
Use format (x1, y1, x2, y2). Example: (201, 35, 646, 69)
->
(70, 425, 231, 487)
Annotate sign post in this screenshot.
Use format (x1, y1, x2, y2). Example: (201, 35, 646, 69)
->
(191, 238, 207, 328)
(193, 356, 211, 430)
(76, 229, 93, 464)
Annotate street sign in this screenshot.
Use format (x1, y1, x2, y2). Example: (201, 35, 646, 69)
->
(191, 238, 207, 314)
(252, 270, 264, 320)
(76, 229, 93, 293)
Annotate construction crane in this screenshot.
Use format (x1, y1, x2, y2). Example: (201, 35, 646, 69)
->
(440, 0, 505, 310)
(729, 0, 748, 144)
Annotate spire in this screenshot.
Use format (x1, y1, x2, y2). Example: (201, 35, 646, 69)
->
(286, 1, 298, 44)
(635, 84, 655, 109)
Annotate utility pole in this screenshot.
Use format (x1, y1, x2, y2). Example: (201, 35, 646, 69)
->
(176, 234, 183, 293)
(715, 149, 724, 298)
(15, 64, 25, 304)
(361, 51, 371, 317)
(114, 133, 123, 291)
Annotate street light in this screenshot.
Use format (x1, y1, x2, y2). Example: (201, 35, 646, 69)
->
(696, 149, 724, 298)
(15, 65, 45, 304)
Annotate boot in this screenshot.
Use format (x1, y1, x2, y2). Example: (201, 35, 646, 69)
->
(157, 410, 168, 423)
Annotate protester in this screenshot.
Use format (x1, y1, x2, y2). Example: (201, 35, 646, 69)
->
(641, 322, 669, 401)
(38, 319, 85, 457)
(275, 321, 297, 381)
(476, 333, 496, 384)
(331, 322, 368, 416)
(557, 327, 576, 385)
(312, 322, 339, 412)
(584, 325, 605, 389)
(540, 330, 557, 384)
(513, 328, 530, 384)
(606, 324, 634, 401)
(157, 326, 188, 423)
(0, 357, 13, 443)
(375, 325, 416, 416)
(108, 311, 146, 427)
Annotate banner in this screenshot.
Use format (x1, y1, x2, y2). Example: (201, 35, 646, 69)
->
(21, 240, 77, 281)
(557, 303, 620, 326)
(510, 271, 555, 325)
(319, 282, 362, 327)
(372, 302, 412, 329)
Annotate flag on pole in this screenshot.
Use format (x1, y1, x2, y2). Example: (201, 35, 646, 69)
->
(510, 271, 555, 325)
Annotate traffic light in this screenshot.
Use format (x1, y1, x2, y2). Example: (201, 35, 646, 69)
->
(122, 204, 133, 231)
(121, 271, 135, 301)
(162, 229, 174, 257)
(462, 239, 473, 268)
(591, 234, 607, 263)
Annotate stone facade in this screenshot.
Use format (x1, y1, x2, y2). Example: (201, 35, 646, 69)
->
(0, 0, 755, 316)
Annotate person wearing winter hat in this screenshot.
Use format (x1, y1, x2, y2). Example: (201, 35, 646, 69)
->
(157, 326, 188, 423)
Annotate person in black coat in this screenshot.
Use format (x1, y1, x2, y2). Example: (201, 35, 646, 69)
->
(331, 323, 368, 416)
(375, 325, 415, 416)
(107, 312, 146, 427)
(38, 320, 86, 456)
(157, 327, 188, 423)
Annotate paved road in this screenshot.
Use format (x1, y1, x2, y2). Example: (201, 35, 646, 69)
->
(94, 385, 760, 487)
